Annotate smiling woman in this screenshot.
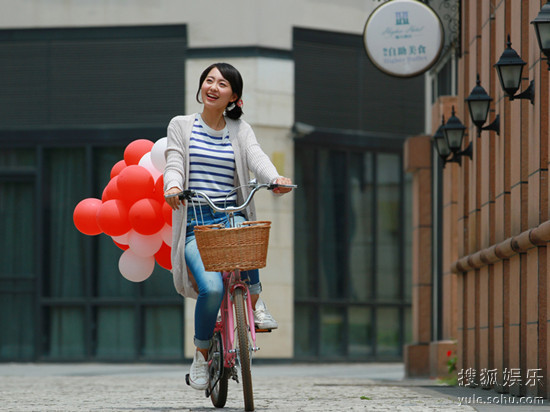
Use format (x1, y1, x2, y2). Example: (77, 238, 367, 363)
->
(197, 64, 241, 127)
(162, 62, 293, 391)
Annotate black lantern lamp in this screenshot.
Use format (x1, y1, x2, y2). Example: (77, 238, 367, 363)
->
(433, 116, 451, 165)
(531, 0, 550, 70)
(494, 35, 534, 104)
(443, 106, 472, 166)
(465, 74, 500, 138)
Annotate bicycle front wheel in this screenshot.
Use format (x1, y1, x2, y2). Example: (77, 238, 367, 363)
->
(209, 331, 229, 408)
(234, 288, 254, 411)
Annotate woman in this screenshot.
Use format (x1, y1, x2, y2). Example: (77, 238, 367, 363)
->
(163, 62, 292, 390)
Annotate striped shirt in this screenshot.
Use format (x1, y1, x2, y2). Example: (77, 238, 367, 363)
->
(188, 115, 237, 204)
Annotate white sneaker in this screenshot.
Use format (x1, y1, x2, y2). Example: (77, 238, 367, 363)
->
(253, 297, 278, 329)
(189, 350, 208, 390)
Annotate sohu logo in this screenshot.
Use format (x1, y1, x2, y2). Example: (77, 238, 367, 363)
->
(396, 11, 409, 25)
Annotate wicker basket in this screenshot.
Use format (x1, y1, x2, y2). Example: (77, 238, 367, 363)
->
(193, 221, 271, 272)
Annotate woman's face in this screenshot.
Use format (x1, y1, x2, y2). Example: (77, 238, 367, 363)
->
(200, 67, 237, 112)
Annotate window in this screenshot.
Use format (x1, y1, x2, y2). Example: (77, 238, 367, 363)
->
(294, 27, 425, 136)
(0, 150, 36, 360)
(0, 145, 184, 361)
(0, 25, 187, 361)
(294, 141, 411, 360)
(293, 27, 416, 360)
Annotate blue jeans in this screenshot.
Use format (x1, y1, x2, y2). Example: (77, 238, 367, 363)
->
(185, 204, 261, 349)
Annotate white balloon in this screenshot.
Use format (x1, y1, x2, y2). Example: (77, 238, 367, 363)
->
(128, 229, 163, 257)
(138, 152, 162, 181)
(150, 137, 167, 172)
(118, 249, 155, 282)
(112, 231, 130, 245)
(161, 223, 172, 246)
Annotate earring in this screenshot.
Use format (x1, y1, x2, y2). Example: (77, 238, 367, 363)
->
(226, 103, 236, 111)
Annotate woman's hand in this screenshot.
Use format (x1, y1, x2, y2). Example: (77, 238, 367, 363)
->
(273, 176, 293, 194)
(164, 187, 183, 210)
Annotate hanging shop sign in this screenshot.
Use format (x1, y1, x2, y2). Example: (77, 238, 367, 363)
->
(363, 0, 444, 78)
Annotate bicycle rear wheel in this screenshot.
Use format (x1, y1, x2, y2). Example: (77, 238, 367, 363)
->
(234, 288, 254, 411)
(209, 331, 229, 408)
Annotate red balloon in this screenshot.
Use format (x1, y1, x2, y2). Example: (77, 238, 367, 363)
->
(162, 201, 173, 226)
(73, 198, 103, 235)
(129, 198, 164, 235)
(102, 175, 121, 202)
(155, 242, 172, 270)
(117, 165, 155, 205)
(113, 239, 129, 250)
(153, 175, 165, 203)
(97, 199, 131, 236)
(124, 139, 154, 166)
(110, 160, 127, 179)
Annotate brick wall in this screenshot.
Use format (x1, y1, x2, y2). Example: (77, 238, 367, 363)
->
(447, 0, 549, 399)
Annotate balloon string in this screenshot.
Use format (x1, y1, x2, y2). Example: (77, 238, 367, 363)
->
(191, 200, 199, 226)
(190, 199, 206, 226)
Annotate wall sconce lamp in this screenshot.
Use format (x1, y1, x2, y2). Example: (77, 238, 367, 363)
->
(433, 107, 473, 167)
(433, 116, 450, 164)
(531, 0, 550, 70)
(494, 35, 535, 104)
(465, 74, 500, 138)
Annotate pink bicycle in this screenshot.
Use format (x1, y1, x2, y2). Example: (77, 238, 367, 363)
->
(180, 182, 296, 411)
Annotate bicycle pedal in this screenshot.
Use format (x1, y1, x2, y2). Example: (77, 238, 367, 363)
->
(255, 327, 272, 333)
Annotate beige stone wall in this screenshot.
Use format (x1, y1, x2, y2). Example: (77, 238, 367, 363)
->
(0, 0, 379, 49)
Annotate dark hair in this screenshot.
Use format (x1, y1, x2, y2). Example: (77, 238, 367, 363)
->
(196, 62, 244, 120)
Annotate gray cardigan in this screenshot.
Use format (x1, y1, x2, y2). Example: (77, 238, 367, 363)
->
(164, 114, 280, 298)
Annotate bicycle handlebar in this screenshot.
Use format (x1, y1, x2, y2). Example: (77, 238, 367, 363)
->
(168, 183, 297, 214)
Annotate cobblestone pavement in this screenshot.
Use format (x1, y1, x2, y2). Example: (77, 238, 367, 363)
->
(1, 363, 549, 411)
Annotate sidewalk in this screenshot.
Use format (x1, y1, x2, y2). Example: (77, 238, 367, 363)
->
(1, 362, 549, 411)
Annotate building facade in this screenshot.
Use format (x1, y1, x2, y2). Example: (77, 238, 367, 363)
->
(0, 0, 423, 362)
(406, 0, 550, 401)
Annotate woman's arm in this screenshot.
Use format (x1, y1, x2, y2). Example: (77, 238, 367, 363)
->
(163, 118, 186, 209)
(243, 125, 293, 192)
(242, 123, 280, 182)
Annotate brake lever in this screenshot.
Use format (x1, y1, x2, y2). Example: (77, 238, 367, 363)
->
(268, 184, 298, 190)
(179, 190, 195, 201)
(166, 190, 193, 201)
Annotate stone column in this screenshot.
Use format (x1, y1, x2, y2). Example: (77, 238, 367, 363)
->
(403, 135, 432, 377)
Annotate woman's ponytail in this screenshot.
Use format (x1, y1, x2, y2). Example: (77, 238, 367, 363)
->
(225, 102, 243, 120)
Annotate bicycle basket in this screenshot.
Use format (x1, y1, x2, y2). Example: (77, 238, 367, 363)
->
(193, 221, 271, 272)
